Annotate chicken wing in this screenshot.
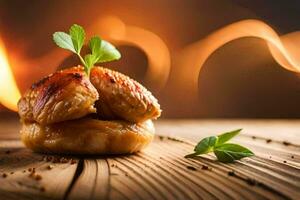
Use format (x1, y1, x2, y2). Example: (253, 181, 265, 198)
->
(18, 66, 98, 125)
(18, 65, 161, 125)
(90, 67, 161, 122)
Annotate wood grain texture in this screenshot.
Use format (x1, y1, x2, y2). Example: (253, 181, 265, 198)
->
(0, 116, 300, 199)
(67, 159, 109, 200)
(0, 140, 79, 200)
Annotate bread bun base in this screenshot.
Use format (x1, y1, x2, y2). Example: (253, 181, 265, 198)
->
(20, 118, 155, 155)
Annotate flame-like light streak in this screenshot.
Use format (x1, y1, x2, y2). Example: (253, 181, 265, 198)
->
(0, 38, 21, 111)
(91, 16, 171, 91)
(175, 19, 300, 95)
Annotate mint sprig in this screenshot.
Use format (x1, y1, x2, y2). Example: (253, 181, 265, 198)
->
(53, 24, 121, 76)
(185, 129, 254, 163)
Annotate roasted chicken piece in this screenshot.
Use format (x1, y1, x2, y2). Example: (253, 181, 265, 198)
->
(90, 67, 161, 122)
(18, 65, 161, 125)
(18, 67, 98, 125)
(21, 118, 155, 154)
(18, 65, 161, 154)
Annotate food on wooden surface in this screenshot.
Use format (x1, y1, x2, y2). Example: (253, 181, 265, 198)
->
(17, 24, 161, 154)
(18, 66, 160, 154)
(18, 66, 161, 154)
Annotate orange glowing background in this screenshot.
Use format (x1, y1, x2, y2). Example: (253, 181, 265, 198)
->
(90, 16, 171, 91)
(1, 0, 300, 118)
(173, 19, 300, 96)
(0, 38, 20, 111)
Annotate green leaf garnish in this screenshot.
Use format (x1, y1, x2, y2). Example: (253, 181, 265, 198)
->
(214, 143, 254, 163)
(69, 24, 85, 54)
(96, 40, 121, 63)
(53, 32, 76, 53)
(185, 136, 217, 158)
(216, 129, 242, 146)
(84, 54, 96, 69)
(53, 24, 121, 76)
(185, 129, 254, 163)
(89, 36, 102, 58)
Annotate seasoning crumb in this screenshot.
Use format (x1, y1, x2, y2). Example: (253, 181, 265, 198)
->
(28, 168, 33, 172)
(70, 159, 77, 165)
(23, 170, 26, 173)
(60, 157, 69, 163)
(111, 164, 115, 167)
(269, 156, 272, 159)
(186, 166, 197, 171)
(283, 160, 287, 163)
(201, 165, 210, 170)
(47, 165, 53, 170)
(167, 137, 183, 142)
(35, 174, 42, 181)
(10, 172, 14, 174)
(291, 155, 294, 159)
(159, 136, 164, 141)
(251, 136, 256, 139)
(246, 178, 257, 186)
(5, 150, 10, 154)
(2, 173, 7, 178)
(228, 171, 235, 176)
(283, 141, 291, 146)
(40, 187, 46, 192)
(266, 139, 272, 143)
(125, 173, 129, 177)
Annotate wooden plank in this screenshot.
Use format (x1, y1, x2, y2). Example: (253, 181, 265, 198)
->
(68, 137, 299, 200)
(0, 140, 78, 200)
(0, 116, 300, 199)
(148, 139, 299, 199)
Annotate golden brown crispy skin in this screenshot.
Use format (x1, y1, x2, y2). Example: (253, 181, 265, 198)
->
(20, 118, 155, 154)
(90, 67, 161, 122)
(18, 66, 98, 125)
(18, 66, 160, 155)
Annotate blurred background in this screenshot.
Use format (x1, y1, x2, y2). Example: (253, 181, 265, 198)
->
(1, 0, 300, 118)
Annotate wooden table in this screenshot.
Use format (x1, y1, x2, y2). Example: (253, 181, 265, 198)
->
(0, 116, 299, 200)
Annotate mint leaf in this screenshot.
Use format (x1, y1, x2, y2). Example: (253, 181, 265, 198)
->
(53, 24, 121, 77)
(96, 40, 121, 63)
(214, 143, 254, 163)
(89, 36, 102, 57)
(69, 24, 85, 54)
(53, 32, 76, 53)
(216, 129, 242, 146)
(194, 136, 218, 154)
(185, 136, 217, 158)
(84, 54, 95, 68)
(185, 129, 254, 163)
